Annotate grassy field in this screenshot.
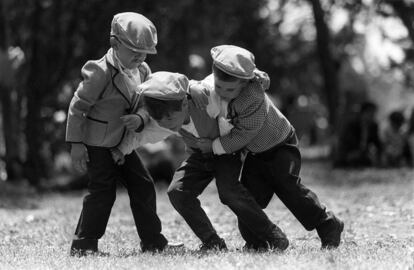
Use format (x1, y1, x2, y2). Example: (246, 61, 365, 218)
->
(0, 161, 413, 270)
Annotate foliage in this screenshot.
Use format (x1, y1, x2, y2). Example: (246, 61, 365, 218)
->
(1, 0, 414, 184)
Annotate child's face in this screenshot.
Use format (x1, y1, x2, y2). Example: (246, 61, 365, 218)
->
(213, 76, 245, 101)
(156, 100, 189, 132)
(115, 42, 147, 69)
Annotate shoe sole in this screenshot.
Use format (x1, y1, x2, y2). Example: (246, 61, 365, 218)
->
(322, 220, 344, 249)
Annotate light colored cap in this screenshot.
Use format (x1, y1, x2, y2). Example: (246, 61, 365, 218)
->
(211, 45, 256, 79)
(110, 12, 157, 54)
(141, 72, 188, 101)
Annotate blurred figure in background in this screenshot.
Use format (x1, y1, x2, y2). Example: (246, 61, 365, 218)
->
(334, 101, 382, 168)
(382, 111, 411, 167)
(406, 108, 414, 167)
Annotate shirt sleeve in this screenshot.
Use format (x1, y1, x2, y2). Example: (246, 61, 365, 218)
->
(218, 86, 267, 153)
(117, 118, 176, 155)
(212, 138, 226, 155)
(65, 61, 107, 143)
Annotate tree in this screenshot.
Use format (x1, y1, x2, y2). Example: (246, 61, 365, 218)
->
(308, 0, 340, 127)
(1, 0, 271, 186)
(0, 0, 23, 181)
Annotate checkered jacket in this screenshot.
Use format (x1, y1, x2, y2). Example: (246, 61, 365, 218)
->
(218, 80, 293, 154)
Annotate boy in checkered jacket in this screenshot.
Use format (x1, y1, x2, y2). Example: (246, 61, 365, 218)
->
(192, 45, 344, 249)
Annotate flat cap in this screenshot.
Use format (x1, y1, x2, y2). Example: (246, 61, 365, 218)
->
(140, 71, 188, 101)
(211, 45, 256, 79)
(111, 12, 157, 54)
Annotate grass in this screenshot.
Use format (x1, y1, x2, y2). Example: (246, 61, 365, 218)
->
(0, 161, 413, 270)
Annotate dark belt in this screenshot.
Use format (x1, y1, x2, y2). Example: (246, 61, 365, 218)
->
(250, 129, 297, 160)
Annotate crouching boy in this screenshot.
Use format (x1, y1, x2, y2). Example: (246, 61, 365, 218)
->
(193, 45, 344, 249)
(140, 71, 290, 252)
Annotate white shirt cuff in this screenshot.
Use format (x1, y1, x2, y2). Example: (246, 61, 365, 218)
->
(212, 138, 226, 155)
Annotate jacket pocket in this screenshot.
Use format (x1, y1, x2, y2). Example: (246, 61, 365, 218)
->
(84, 116, 108, 145)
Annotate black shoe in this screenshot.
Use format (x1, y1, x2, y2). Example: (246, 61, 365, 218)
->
(199, 234, 227, 252)
(70, 238, 100, 257)
(267, 226, 289, 251)
(317, 214, 344, 249)
(141, 242, 185, 253)
(242, 242, 269, 252)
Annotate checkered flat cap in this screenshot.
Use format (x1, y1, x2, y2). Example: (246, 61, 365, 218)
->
(111, 12, 157, 54)
(211, 45, 256, 79)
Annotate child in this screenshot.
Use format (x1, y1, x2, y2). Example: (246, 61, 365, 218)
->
(382, 110, 410, 167)
(192, 45, 344, 249)
(66, 12, 178, 255)
(140, 71, 289, 252)
(334, 102, 382, 168)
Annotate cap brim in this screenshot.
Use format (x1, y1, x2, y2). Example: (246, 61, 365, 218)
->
(213, 62, 255, 79)
(129, 47, 157, 54)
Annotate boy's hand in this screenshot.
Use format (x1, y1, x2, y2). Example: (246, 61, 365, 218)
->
(71, 143, 89, 173)
(121, 114, 142, 130)
(110, 148, 125, 165)
(189, 83, 209, 110)
(196, 138, 213, 153)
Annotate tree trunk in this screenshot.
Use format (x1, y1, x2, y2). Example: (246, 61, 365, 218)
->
(23, 0, 47, 186)
(0, 0, 22, 181)
(308, 0, 339, 128)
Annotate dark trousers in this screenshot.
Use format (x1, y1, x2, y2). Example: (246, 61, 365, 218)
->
(168, 152, 278, 243)
(238, 133, 333, 246)
(72, 146, 167, 250)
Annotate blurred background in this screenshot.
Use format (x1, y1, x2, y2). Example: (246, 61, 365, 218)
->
(1, 0, 414, 190)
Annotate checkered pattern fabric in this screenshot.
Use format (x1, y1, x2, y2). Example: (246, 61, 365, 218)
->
(219, 80, 293, 154)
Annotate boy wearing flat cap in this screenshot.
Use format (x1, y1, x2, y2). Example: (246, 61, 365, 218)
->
(139, 71, 289, 252)
(66, 12, 178, 256)
(192, 45, 344, 249)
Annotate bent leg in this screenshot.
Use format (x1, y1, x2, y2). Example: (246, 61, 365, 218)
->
(237, 154, 275, 248)
(263, 144, 332, 231)
(168, 153, 215, 242)
(214, 154, 277, 243)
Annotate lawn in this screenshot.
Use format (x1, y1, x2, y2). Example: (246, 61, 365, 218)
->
(0, 161, 413, 270)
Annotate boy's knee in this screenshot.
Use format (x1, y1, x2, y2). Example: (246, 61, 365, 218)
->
(218, 189, 239, 207)
(167, 188, 187, 208)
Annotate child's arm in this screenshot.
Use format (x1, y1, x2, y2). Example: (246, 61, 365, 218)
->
(66, 61, 107, 172)
(66, 61, 107, 144)
(212, 84, 267, 154)
(188, 74, 216, 110)
(112, 117, 177, 163)
(118, 62, 153, 133)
